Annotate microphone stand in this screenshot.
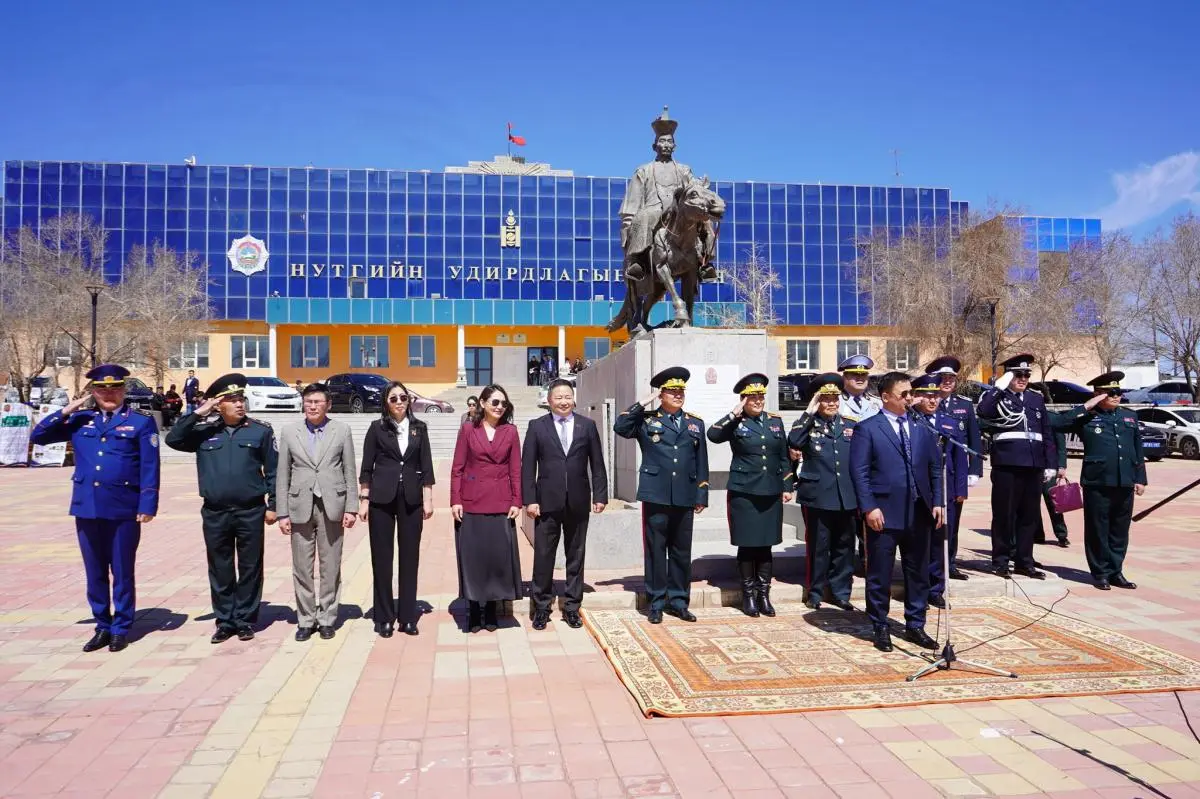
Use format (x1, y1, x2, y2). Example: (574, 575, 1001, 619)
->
(906, 412, 1017, 682)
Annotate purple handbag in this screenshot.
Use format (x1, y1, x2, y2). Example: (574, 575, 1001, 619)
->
(1048, 480, 1084, 514)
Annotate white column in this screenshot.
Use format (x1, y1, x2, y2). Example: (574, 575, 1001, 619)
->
(267, 324, 278, 377)
(455, 324, 467, 387)
(557, 325, 566, 363)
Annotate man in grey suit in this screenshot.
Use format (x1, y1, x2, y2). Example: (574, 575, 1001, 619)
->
(276, 383, 358, 641)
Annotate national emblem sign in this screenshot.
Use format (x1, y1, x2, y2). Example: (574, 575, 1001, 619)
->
(227, 235, 269, 276)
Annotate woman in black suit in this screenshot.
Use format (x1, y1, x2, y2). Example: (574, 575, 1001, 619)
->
(359, 381, 435, 637)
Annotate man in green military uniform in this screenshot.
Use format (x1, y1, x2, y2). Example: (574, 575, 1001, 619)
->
(1051, 371, 1146, 590)
(707, 373, 793, 617)
(614, 367, 709, 624)
(166, 373, 279, 642)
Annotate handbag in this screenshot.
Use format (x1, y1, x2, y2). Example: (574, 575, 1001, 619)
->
(1048, 480, 1083, 514)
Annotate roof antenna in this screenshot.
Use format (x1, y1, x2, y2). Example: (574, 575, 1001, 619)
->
(890, 149, 902, 179)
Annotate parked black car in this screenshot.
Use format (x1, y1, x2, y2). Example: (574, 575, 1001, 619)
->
(121, 377, 157, 414)
(324, 373, 389, 413)
(777, 373, 817, 409)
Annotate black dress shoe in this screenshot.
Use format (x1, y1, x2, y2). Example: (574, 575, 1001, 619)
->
(904, 627, 939, 650)
(1015, 567, 1046, 580)
(1111, 576, 1137, 589)
(647, 609, 663, 624)
(211, 627, 235, 644)
(1057, 538, 1070, 547)
(483, 601, 499, 632)
(928, 595, 946, 610)
(318, 626, 335, 640)
(83, 631, 112, 652)
(833, 599, 857, 612)
(1094, 580, 1111, 591)
(873, 627, 893, 652)
(531, 610, 550, 631)
(562, 610, 583, 629)
(804, 595, 821, 610)
(236, 626, 255, 641)
(664, 606, 697, 622)
(400, 622, 419, 636)
(467, 602, 482, 633)
(994, 566, 1013, 579)
(375, 623, 393, 638)
(108, 634, 128, 652)
(296, 626, 316, 642)
(949, 569, 970, 581)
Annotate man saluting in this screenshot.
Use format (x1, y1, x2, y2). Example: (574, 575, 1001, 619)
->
(614, 367, 708, 624)
(31, 364, 160, 653)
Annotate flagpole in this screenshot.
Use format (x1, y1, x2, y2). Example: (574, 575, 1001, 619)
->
(506, 122, 511, 158)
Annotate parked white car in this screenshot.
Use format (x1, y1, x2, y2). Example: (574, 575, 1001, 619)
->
(243, 376, 302, 412)
(537, 373, 577, 408)
(1136, 406, 1200, 459)
(1124, 380, 1196, 405)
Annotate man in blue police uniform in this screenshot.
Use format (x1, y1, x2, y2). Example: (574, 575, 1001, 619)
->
(909, 374, 958, 610)
(849, 372, 945, 653)
(614, 367, 709, 624)
(977, 354, 1056, 579)
(167, 373, 278, 643)
(837, 354, 881, 579)
(31, 364, 160, 653)
(788, 374, 858, 611)
(1051, 371, 1147, 590)
(926, 356, 983, 582)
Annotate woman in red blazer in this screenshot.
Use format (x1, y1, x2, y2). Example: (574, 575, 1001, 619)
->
(450, 383, 523, 633)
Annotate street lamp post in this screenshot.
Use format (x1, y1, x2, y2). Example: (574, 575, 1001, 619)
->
(85, 285, 104, 367)
(988, 298, 999, 382)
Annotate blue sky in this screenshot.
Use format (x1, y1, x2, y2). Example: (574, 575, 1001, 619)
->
(2, 2, 1197, 235)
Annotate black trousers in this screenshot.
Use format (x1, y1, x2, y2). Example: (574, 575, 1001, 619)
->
(801, 507, 856, 602)
(929, 499, 963, 600)
(642, 502, 694, 611)
(866, 503, 932, 630)
(368, 495, 424, 627)
(1035, 477, 1070, 543)
(531, 508, 589, 613)
(200, 504, 266, 630)
(990, 465, 1041, 570)
(1083, 486, 1134, 581)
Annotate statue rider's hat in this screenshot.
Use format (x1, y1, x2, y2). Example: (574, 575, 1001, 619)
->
(651, 106, 678, 138)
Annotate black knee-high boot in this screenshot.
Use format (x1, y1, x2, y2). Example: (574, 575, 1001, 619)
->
(757, 555, 776, 617)
(467, 601, 482, 633)
(738, 557, 760, 617)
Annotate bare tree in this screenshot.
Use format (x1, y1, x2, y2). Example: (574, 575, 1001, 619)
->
(1066, 232, 1144, 372)
(115, 243, 212, 386)
(1140, 212, 1200, 396)
(709, 244, 781, 331)
(0, 214, 109, 401)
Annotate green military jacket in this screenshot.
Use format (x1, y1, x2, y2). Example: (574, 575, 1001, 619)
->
(787, 411, 857, 511)
(613, 403, 709, 507)
(1052, 405, 1147, 488)
(166, 412, 279, 510)
(707, 411, 793, 496)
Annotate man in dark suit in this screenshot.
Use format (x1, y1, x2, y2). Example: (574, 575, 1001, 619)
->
(849, 371, 945, 653)
(183, 370, 200, 414)
(523, 378, 608, 630)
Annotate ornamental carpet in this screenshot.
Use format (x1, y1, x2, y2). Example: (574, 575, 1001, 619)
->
(581, 597, 1200, 718)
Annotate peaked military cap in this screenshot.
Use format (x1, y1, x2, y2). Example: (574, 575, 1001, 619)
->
(838, 354, 874, 374)
(86, 363, 129, 387)
(925, 356, 962, 376)
(1001, 353, 1035, 373)
(205, 372, 248, 400)
(650, 366, 690, 390)
(811, 373, 844, 396)
(650, 105, 678, 137)
(911, 374, 941, 393)
(1087, 371, 1126, 390)
(733, 373, 769, 396)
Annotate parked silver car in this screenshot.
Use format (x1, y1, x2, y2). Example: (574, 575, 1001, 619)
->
(1136, 406, 1200, 459)
(1123, 380, 1196, 405)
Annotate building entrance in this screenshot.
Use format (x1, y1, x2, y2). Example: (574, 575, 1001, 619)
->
(526, 347, 559, 386)
(464, 347, 492, 387)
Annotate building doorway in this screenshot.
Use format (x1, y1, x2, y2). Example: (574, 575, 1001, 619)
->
(464, 347, 493, 387)
(526, 347, 558, 386)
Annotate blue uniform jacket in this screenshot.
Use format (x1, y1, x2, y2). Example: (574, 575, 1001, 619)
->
(977, 387, 1057, 469)
(614, 402, 709, 507)
(926, 397, 983, 499)
(787, 412, 857, 512)
(707, 411, 793, 496)
(849, 412, 944, 528)
(31, 405, 161, 520)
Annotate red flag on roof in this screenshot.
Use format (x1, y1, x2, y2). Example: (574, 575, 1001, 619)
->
(507, 122, 527, 147)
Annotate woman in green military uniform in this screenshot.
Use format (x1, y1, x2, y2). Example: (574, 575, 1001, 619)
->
(1051, 371, 1147, 591)
(707, 373, 793, 617)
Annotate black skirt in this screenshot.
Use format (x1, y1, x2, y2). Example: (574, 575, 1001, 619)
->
(727, 490, 783, 547)
(455, 512, 523, 602)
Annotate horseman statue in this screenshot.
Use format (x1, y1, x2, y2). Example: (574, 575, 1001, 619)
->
(607, 107, 725, 335)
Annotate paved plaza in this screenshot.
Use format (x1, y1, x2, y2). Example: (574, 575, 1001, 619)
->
(1, 455, 1199, 799)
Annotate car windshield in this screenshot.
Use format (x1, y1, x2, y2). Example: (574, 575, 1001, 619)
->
(355, 374, 389, 386)
(1170, 409, 1200, 424)
(246, 377, 287, 387)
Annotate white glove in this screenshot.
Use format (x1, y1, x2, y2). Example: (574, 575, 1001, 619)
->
(1043, 469, 1057, 481)
(994, 371, 1014, 391)
(967, 475, 980, 488)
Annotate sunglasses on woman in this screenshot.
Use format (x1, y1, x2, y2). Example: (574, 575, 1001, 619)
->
(388, 395, 410, 404)
(486, 398, 508, 408)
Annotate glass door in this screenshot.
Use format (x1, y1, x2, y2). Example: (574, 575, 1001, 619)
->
(464, 347, 492, 387)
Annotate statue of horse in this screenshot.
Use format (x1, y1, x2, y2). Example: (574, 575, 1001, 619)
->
(606, 178, 725, 335)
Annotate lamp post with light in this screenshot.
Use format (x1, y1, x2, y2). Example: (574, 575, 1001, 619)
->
(85, 284, 104, 367)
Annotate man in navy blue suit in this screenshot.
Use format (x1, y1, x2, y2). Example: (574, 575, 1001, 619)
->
(849, 372, 945, 653)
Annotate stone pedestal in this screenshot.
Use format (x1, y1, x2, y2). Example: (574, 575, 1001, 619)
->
(523, 327, 790, 570)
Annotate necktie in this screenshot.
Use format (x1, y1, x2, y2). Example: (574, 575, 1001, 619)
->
(558, 417, 570, 453)
(897, 417, 911, 463)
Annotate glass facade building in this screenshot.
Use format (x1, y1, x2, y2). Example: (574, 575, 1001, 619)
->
(1, 157, 1101, 386)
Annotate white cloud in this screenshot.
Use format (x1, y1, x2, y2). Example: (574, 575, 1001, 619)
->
(1094, 151, 1200, 230)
